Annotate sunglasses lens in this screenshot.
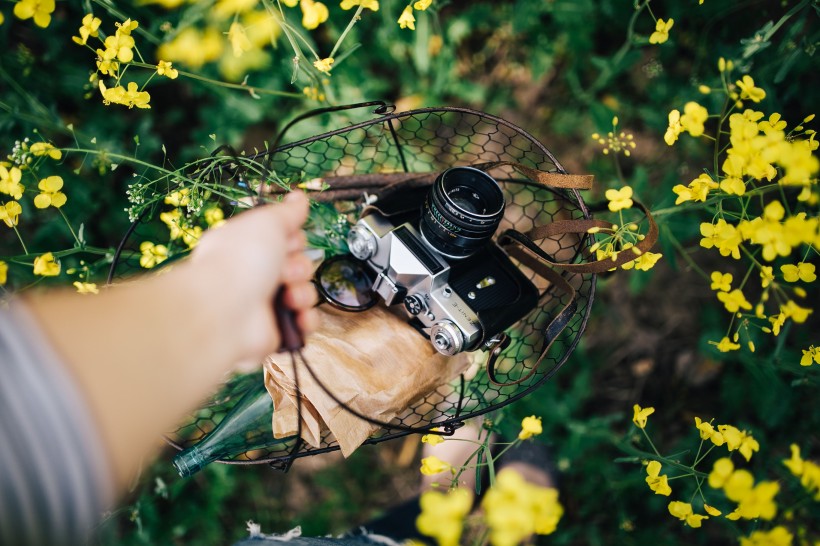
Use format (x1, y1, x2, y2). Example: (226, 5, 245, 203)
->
(317, 255, 376, 310)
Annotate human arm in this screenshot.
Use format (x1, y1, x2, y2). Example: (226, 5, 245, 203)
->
(22, 191, 318, 490)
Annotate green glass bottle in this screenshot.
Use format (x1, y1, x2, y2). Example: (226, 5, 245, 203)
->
(172, 381, 277, 477)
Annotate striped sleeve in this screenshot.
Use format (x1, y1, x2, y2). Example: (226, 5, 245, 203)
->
(0, 302, 115, 546)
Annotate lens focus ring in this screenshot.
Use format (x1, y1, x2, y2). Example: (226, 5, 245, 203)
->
(420, 167, 504, 259)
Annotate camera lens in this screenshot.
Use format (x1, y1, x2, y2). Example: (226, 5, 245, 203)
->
(420, 167, 504, 258)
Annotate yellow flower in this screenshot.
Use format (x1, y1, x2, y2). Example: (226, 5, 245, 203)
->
(703, 504, 722, 516)
(420, 455, 450, 476)
(165, 188, 190, 207)
(99, 81, 151, 109)
(156, 60, 179, 79)
(0, 261, 8, 285)
(717, 288, 752, 313)
(0, 165, 25, 199)
(398, 5, 415, 30)
(481, 468, 563, 543)
(72, 13, 102, 45)
(518, 415, 543, 440)
(781, 262, 816, 283)
(649, 18, 674, 44)
(709, 272, 733, 292)
(700, 219, 742, 259)
(664, 109, 682, 145)
(413, 0, 432, 9)
(632, 404, 654, 429)
(0, 201, 23, 228)
(13, 0, 55, 28)
(605, 185, 633, 211)
(421, 433, 444, 446)
(73, 281, 99, 294)
(712, 336, 741, 352)
(416, 488, 472, 546)
(708, 458, 735, 489)
(103, 31, 136, 63)
(717, 425, 760, 461)
(157, 27, 224, 69)
(313, 57, 334, 74)
(694, 416, 725, 446)
(800, 346, 820, 367)
(33, 175, 68, 209)
(719, 176, 746, 196)
(673, 173, 718, 204)
(227, 22, 253, 57)
(782, 444, 820, 500)
(340, 0, 379, 10)
(139, 241, 169, 269)
(680, 101, 709, 137)
(733, 480, 779, 520)
(645, 461, 672, 496)
(204, 206, 225, 227)
(667, 501, 708, 528)
(736, 75, 766, 103)
(300, 0, 328, 30)
(29, 141, 62, 160)
(33, 252, 60, 276)
(740, 527, 793, 546)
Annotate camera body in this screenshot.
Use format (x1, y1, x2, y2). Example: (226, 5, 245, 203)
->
(347, 167, 538, 356)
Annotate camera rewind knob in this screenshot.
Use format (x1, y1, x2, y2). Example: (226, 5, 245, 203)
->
(430, 321, 464, 356)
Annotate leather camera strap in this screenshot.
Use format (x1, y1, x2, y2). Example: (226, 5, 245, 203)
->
(521, 200, 659, 274)
(487, 230, 578, 387)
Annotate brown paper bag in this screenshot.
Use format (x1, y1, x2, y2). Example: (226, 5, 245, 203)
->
(263, 304, 470, 457)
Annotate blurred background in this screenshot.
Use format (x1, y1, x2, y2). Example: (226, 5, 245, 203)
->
(1, 0, 817, 544)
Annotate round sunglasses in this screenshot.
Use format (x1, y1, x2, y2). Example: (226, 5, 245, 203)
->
(313, 254, 379, 312)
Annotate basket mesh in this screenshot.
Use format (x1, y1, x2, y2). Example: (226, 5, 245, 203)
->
(110, 106, 596, 468)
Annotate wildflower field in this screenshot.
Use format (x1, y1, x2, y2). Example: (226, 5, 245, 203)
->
(1, 0, 818, 544)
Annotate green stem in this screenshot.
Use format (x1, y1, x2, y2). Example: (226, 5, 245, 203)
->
(651, 184, 781, 217)
(582, 0, 649, 99)
(127, 62, 302, 98)
(59, 209, 82, 247)
(12, 226, 29, 255)
(329, 5, 366, 60)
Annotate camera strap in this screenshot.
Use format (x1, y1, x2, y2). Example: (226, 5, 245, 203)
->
(488, 230, 580, 387)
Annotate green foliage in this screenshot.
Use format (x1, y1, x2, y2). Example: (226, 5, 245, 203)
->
(2, 0, 818, 544)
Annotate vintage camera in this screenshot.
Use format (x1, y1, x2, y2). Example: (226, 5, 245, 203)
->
(346, 167, 538, 356)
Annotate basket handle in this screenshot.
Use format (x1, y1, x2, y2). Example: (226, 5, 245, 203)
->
(271, 101, 395, 150)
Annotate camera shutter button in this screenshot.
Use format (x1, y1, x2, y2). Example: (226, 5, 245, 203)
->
(404, 294, 426, 316)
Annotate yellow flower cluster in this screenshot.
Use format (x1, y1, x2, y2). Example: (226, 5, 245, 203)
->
(694, 418, 760, 461)
(587, 190, 663, 272)
(398, 0, 433, 31)
(668, 69, 818, 358)
(1, 140, 67, 261)
(415, 488, 472, 546)
(708, 457, 779, 521)
(782, 444, 820, 500)
(481, 468, 564, 546)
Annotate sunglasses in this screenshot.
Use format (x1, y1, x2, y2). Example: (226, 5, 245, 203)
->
(313, 254, 379, 312)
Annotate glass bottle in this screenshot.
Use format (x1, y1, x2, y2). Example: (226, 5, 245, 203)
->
(172, 381, 276, 477)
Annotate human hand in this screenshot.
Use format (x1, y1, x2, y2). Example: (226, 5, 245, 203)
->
(190, 191, 319, 364)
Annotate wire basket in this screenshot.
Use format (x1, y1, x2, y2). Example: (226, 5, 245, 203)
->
(109, 103, 597, 470)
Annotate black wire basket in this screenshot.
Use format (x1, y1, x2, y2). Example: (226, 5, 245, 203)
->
(109, 103, 597, 470)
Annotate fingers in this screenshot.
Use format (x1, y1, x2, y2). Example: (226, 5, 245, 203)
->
(281, 252, 314, 284)
(277, 191, 310, 233)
